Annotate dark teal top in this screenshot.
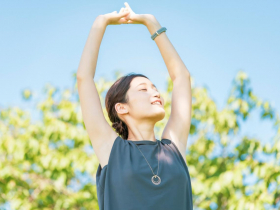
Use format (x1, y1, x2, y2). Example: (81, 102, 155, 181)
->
(96, 136, 193, 210)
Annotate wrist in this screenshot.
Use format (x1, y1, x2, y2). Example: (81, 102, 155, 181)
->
(144, 15, 162, 35)
(92, 15, 108, 28)
(142, 14, 156, 26)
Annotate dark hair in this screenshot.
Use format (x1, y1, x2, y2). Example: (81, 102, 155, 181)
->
(105, 72, 149, 140)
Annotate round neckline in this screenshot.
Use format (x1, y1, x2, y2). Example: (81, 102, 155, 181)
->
(126, 139, 159, 145)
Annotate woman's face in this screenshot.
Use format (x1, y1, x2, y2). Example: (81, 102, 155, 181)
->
(123, 77, 165, 122)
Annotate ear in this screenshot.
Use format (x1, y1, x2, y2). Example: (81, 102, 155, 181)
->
(115, 103, 128, 115)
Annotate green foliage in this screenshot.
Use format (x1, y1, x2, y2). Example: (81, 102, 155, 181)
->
(0, 70, 279, 209)
(1, 82, 100, 209)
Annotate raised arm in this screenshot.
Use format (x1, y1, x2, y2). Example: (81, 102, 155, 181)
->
(144, 15, 192, 161)
(122, 2, 192, 158)
(76, 10, 130, 168)
(76, 16, 106, 80)
(144, 16, 190, 80)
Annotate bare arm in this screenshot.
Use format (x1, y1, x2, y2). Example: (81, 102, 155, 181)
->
(143, 16, 192, 160)
(144, 16, 190, 80)
(77, 16, 110, 140)
(76, 9, 130, 168)
(76, 16, 119, 169)
(76, 16, 107, 79)
(77, 7, 130, 79)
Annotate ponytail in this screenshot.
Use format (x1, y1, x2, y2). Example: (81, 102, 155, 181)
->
(112, 118, 128, 140)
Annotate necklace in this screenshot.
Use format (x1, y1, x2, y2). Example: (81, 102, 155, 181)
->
(132, 140, 161, 185)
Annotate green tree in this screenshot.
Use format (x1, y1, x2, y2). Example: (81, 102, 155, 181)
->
(0, 70, 279, 209)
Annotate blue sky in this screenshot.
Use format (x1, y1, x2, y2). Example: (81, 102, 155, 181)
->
(0, 0, 279, 144)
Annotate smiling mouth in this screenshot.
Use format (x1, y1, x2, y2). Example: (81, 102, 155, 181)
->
(151, 103, 162, 106)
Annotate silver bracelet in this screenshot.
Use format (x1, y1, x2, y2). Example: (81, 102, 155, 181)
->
(151, 27, 167, 40)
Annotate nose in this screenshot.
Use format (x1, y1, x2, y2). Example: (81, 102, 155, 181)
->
(153, 90, 161, 99)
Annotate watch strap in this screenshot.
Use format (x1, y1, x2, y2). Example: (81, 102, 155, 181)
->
(151, 27, 167, 40)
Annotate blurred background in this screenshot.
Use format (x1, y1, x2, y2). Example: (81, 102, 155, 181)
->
(0, 1, 279, 209)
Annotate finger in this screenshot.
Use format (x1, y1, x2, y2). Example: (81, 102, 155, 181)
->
(119, 10, 130, 17)
(124, 2, 132, 11)
(119, 7, 124, 13)
(123, 8, 129, 17)
(119, 17, 130, 24)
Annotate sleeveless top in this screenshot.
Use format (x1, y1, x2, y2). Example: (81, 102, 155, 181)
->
(96, 135, 193, 210)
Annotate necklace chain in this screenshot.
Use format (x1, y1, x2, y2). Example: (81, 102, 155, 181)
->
(132, 140, 161, 185)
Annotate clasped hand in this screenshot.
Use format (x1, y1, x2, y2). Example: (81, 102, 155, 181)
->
(101, 2, 152, 26)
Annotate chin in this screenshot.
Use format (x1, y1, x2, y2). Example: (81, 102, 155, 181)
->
(156, 111, 166, 120)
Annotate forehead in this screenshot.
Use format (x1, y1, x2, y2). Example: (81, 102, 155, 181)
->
(131, 77, 156, 88)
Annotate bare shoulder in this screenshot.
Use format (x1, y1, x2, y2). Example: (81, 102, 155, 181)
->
(92, 128, 119, 169)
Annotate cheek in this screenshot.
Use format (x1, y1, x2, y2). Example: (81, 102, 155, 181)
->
(130, 96, 151, 110)
(130, 91, 153, 108)
(136, 100, 151, 109)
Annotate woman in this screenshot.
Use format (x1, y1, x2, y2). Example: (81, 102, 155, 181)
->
(77, 2, 193, 210)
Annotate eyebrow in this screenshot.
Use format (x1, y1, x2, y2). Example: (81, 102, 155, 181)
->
(137, 82, 157, 89)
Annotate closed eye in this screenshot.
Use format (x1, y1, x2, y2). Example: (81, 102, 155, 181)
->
(141, 89, 147, 91)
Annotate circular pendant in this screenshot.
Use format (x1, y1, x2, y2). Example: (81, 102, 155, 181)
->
(151, 175, 161, 185)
